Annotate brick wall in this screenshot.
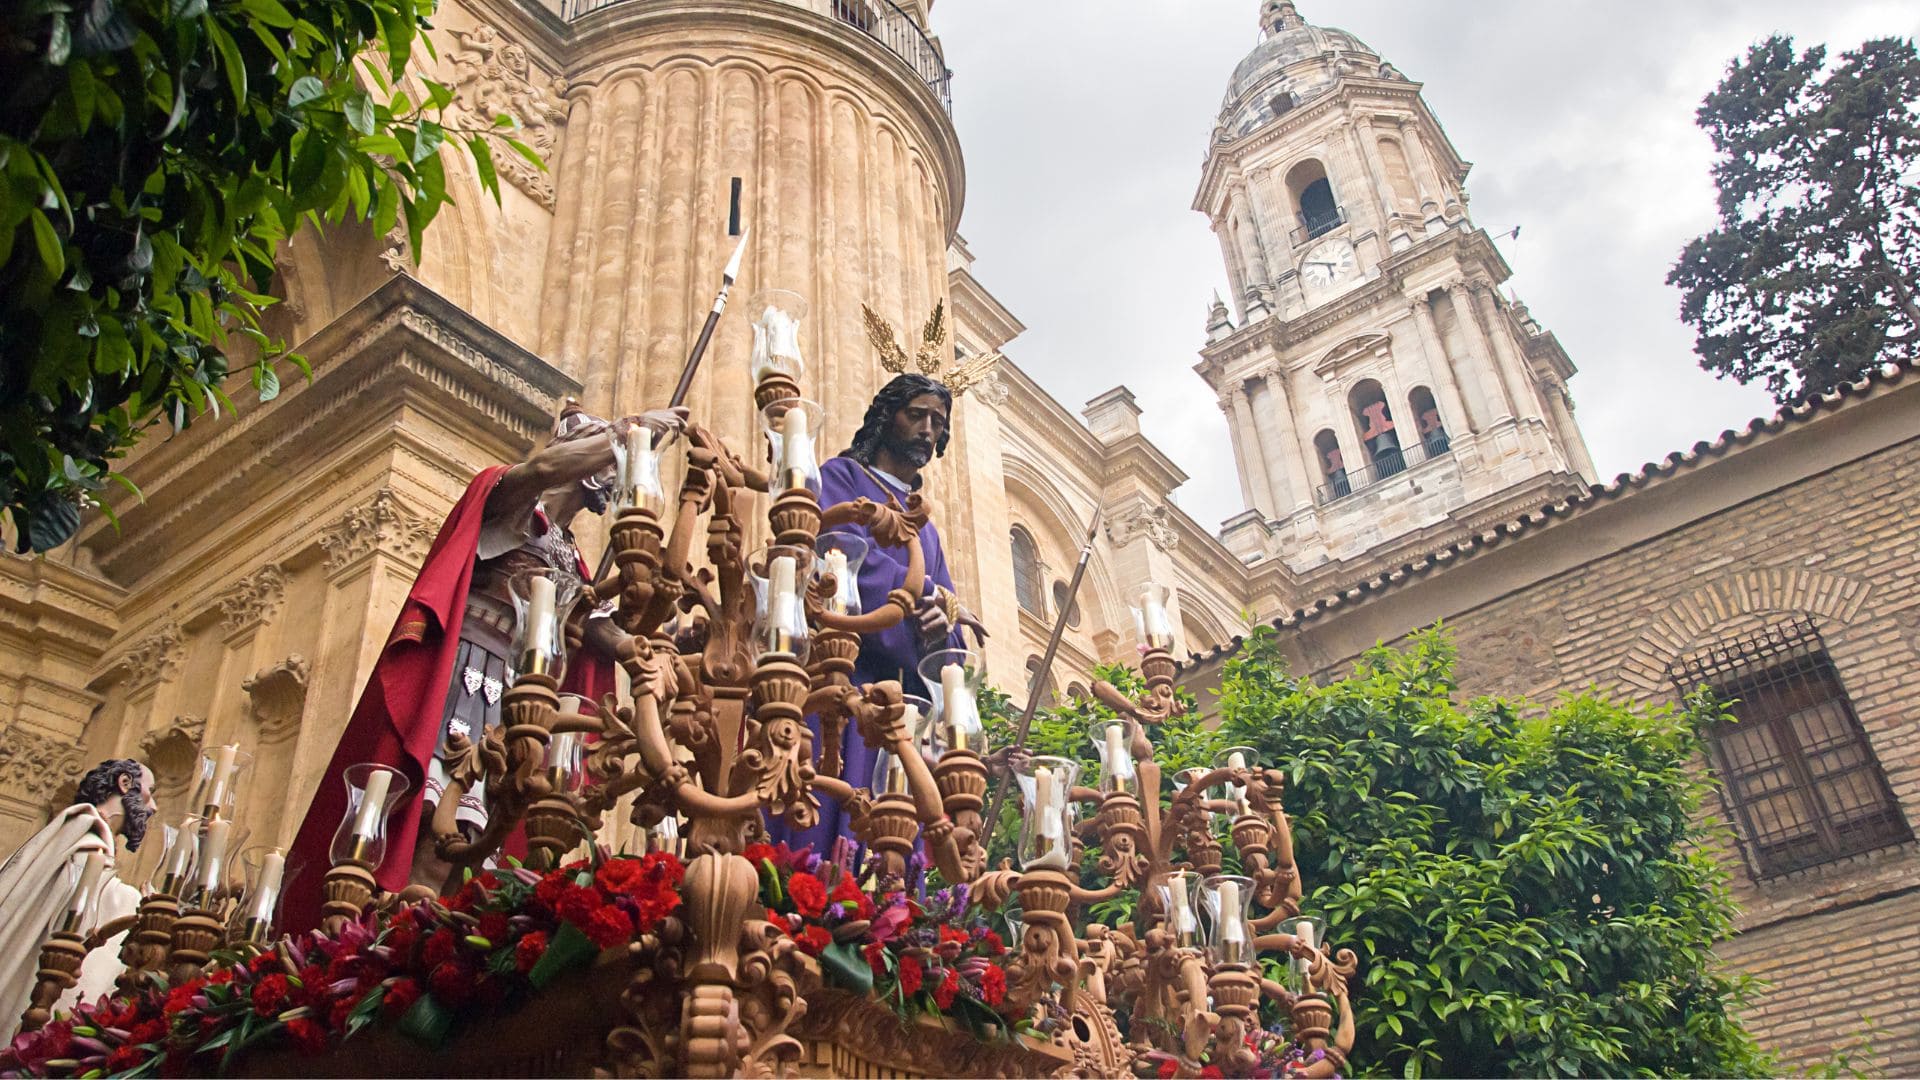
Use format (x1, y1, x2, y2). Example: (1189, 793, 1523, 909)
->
(1417, 434, 1920, 1073)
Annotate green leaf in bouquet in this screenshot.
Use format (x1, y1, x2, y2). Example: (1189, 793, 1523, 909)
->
(820, 941, 873, 995)
(758, 859, 784, 907)
(397, 993, 454, 1048)
(527, 921, 597, 990)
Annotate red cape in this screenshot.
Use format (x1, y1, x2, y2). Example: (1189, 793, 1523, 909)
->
(283, 468, 611, 931)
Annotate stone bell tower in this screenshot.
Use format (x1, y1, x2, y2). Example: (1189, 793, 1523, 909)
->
(1194, 0, 1597, 574)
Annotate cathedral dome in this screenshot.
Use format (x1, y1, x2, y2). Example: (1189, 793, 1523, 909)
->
(1216, 1, 1393, 139)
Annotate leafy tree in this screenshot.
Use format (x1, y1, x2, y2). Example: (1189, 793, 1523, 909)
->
(1216, 627, 1773, 1077)
(1669, 35, 1920, 402)
(0, 0, 533, 551)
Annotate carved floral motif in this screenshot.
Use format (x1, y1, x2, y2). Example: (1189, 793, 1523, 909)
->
(120, 625, 184, 689)
(444, 24, 566, 209)
(319, 489, 435, 574)
(218, 565, 287, 634)
(0, 725, 88, 809)
(1107, 504, 1180, 552)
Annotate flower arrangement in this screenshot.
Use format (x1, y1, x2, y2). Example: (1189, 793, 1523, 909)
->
(0, 852, 685, 1079)
(747, 840, 1016, 1037)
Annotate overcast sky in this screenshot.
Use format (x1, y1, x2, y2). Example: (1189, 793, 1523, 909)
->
(935, 0, 1918, 531)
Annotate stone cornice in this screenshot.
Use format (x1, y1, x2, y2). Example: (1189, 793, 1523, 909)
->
(0, 555, 123, 658)
(81, 277, 578, 585)
(947, 267, 1025, 353)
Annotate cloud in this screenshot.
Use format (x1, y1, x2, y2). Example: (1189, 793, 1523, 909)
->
(936, 0, 1917, 531)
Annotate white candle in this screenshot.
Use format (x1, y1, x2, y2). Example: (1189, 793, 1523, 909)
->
(66, 850, 105, 926)
(248, 850, 286, 923)
(526, 573, 557, 658)
(1219, 880, 1245, 947)
(752, 306, 801, 381)
(901, 700, 922, 742)
(1142, 587, 1174, 646)
(779, 406, 811, 484)
(206, 744, 239, 812)
(1296, 919, 1316, 976)
(770, 554, 800, 640)
(1169, 874, 1194, 935)
(824, 549, 851, 613)
(624, 426, 651, 494)
(557, 694, 583, 716)
(940, 663, 967, 750)
(353, 769, 393, 839)
(1105, 724, 1133, 787)
(1227, 751, 1249, 813)
(197, 819, 231, 894)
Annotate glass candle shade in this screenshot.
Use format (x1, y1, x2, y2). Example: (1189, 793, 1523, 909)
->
(1090, 717, 1138, 795)
(191, 745, 253, 821)
(545, 730, 587, 794)
(748, 289, 809, 384)
(236, 847, 302, 944)
(1201, 873, 1257, 967)
(750, 544, 815, 663)
(1215, 746, 1260, 816)
(814, 532, 870, 616)
(615, 424, 666, 514)
(1156, 869, 1203, 946)
(1015, 756, 1081, 872)
(871, 745, 913, 797)
(1131, 581, 1176, 650)
(646, 814, 683, 857)
(329, 763, 412, 868)
(904, 694, 943, 759)
(147, 813, 203, 898)
(187, 818, 236, 911)
(1282, 914, 1325, 991)
(758, 397, 825, 495)
(509, 567, 580, 680)
(917, 648, 986, 755)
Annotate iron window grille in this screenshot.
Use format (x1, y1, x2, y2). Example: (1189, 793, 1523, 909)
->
(1669, 616, 1910, 878)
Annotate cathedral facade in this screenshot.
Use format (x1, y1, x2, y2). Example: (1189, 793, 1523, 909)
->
(0, 0, 1914, 1070)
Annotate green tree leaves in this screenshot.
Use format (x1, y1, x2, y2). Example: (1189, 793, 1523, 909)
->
(1669, 35, 1920, 401)
(1213, 628, 1773, 1078)
(0, 0, 504, 551)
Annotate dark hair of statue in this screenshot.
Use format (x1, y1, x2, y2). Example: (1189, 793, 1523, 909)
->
(75, 759, 142, 807)
(840, 374, 953, 464)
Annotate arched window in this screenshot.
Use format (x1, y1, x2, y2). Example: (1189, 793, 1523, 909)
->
(1011, 526, 1045, 617)
(1408, 386, 1448, 454)
(1349, 379, 1404, 477)
(1314, 429, 1349, 501)
(1024, 655, 1057, 709)
(1285, 159, 1341, 241)
(1051, 580, 1082, 629)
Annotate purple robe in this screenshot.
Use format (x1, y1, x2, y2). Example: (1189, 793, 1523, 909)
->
(768, 455, 964, 852)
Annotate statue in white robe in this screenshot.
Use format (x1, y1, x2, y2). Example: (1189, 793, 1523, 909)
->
(0, 760, 155, 1038)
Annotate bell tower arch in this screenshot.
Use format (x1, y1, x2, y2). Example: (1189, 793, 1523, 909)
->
(1193, 1, 1597, 574)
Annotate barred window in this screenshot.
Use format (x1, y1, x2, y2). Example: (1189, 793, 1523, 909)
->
(1671, 617, 1910, 878)
(1010, 526, 1045, 618)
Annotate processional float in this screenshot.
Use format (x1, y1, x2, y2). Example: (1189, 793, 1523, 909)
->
(16, 276, 1358, 1079)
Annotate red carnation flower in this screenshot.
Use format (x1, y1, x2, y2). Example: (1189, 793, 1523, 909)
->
(251, 973, 291, 1017)
(104, 1043, 147, 1073)
(385, 920, 420, 960)
(511, 931, 547, 974)
(422, 928, 459, 969)
(533, 872, 570, 911)
(633, 882, 681, 931)
(287, 1017, 328, 1056)
(829, 874, 873, 917)
(863, 941, 887, 976)
(297, 964, 328, 1007)
(743, 843, 777, 868)
(641, 851, 685, 888)
(596, 858, 644, 893)
(428, 963, 475, 1008)
(1157, 1059, 1179, 1079)
(980, 963, 1007, 1006)
(476, 912, 511, 945)
(249, 952, 281, 975)
(556, 884, 601, 927)
(328, 997, 357, 1031)
(982, 930, 1006, 955)
(765, 907, 788, 933)
(163, 980, 202, 1016)
(933, 968, 960, 1009)
(897, 953, 924, 996)
(127, 1018, 167, 1046)
(787, 872, 827, 918)
(584, 905, 635, 949)
(1199, 1066, 1224, 1079)
(796, 925, 832, 956)
(208, 968, 236, 986)
(382, 978, 422, 1019)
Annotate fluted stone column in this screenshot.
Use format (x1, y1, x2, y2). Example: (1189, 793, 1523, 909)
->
(1260, 368, 1313, 513)
(1447, 281, 1515, 422)
(539, 0, 963, 458)
(1227, 386, 1278, 519)
(1406, 297, 1477, 435)
(1471, 282, 1545, 427)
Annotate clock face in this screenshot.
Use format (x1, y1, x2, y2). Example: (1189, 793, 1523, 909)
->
(1299, 239, 1358, 289)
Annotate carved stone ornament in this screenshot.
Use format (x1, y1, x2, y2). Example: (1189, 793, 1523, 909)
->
(975, 365, 1010, 408)
(243, 656, 310, 743)
(139, 715, 208, 797)
(444, 24, 566, 209)
(1106, 504, 1179, 552)
(319, 489, 435, 575)
(119, 624, 184, 689)
(379, 221, 412, 275)
(218, 565, 287, 635)
(0, 725, 88, 810)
